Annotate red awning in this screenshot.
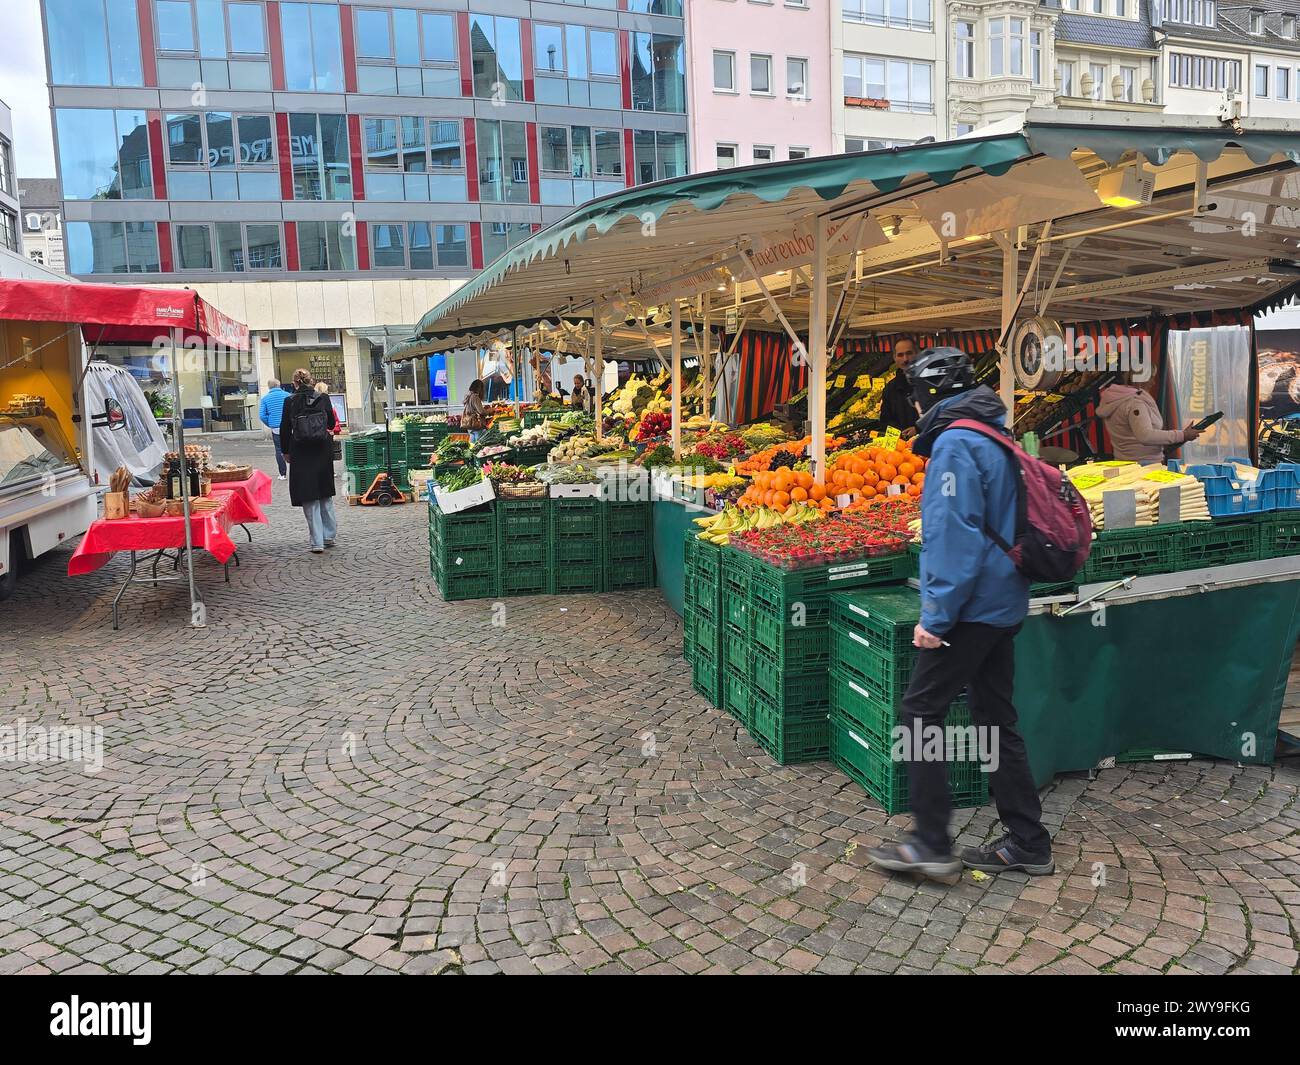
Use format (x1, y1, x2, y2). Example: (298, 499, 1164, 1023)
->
(0, 278, 250, 350)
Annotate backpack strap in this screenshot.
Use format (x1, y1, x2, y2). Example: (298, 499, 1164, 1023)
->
(946, 418, 1026, 553)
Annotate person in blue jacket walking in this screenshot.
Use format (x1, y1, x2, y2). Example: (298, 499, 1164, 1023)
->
(258, 378, 291, 479)
(867, 348, 1053, 880)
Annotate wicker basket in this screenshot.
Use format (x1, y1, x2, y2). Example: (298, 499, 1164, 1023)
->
(497, 481, 547, 498)
(208, 464, 253, 482)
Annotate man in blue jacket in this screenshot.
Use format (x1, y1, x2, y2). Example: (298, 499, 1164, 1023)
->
(867, 348, 1053, 879)
(258, 378, 291, 479)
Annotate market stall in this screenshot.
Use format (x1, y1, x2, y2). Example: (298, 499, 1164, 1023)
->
(0, 278, 252, 626)
(390, 109, 1300, 801)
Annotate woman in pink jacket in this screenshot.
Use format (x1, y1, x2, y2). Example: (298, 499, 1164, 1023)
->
(1097, 378, 1202, 463)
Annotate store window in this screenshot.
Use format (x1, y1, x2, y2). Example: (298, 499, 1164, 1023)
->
(65, 220, 160, 274)
(632, 129, 687, 184)
(296, 221, 356, 271)
(174, 221, 282, 271)
(288, 113, 352, 200)
(370, 221, 467, 269)
(55, 109, 153, 200)
(470, 14, 524, 101)
(354, 6, 459, 96)
(476, 119, 530, 203)
(45, 0, 143, 86)
(630, 33, 686, 112)
(282, 2, 344, 92)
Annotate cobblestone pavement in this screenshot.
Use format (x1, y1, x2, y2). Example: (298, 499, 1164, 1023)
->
(1, 437, 1298, 975)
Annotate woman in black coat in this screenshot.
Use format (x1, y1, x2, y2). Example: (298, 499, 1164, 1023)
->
(280, 368, 339, 553)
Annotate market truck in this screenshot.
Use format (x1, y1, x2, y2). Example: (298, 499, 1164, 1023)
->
(0, 314, 97, 600)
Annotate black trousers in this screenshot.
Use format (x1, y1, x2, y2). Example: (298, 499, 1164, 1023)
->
(899, 622, 1051, 855)
(272, 430, 286, 476)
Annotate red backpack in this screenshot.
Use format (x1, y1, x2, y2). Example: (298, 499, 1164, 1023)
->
(948, 419, 1092, 582)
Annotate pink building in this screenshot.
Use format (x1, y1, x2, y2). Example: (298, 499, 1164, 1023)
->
(685, 0, 834, 171)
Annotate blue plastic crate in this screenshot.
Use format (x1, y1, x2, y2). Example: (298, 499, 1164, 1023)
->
(1187, 461, 1300, 515)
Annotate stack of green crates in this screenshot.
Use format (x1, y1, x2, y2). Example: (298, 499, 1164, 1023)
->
(742, 553, 910, 765)
(1258, 511, 1300, 560)
(344, 430, 409, 494)
(828, 586, 989, 815)
(548, 498, 602, 594)
(720, 548, 754, 728)
(497, 495, 549, 597)
(428, 499, 497, 601)
(601, 500, 653, 591)
(684, 532, 722, 706)
(404, 420, 449, 468)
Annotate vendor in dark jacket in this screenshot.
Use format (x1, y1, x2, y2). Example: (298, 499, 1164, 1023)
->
(877, 336, 919, 436)
(866, 347, 1053, 882)
(281, 368, 339, 554)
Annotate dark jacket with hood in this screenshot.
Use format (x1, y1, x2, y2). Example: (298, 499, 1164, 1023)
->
(912, 385, 1029, 635)
(281, 385, 338, 506)
(879, 370, 919, 432)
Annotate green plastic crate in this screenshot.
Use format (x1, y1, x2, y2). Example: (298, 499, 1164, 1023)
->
(430, 558, 498, 602)
(724, 630, 751, 675)
(830, 668, 972, 752)
(1175, 520, 1260, 570)
(549, 536, 601, 565)
(751, 606, 832, 669)
(500, 565, 547, 597)
(500, 537, 546, 565)
(522, 410, 551, 428)
(723, 585, 750, 633)
(347, 466, 380, 494)
(550, 498, 600, 537)
(602, 500, 652, 536)
(721, 547, 754, 598)
(497, 496, 548, 538)
(722, 667, 753, 728)
(1115, 747, 1194, 763)
(830, 630, 912, 705)
(907, 541, 921, 579)
(604, 557, 653, 591)
(549, 570, 602, 595)
(604, 530, 652, 563)
(508, 444, 552, 467)
(1259, 512, 1300, 559)
(749, 700, 829, 765)
(751, 650, 829, 715)
(748, 552, 910, 620)
(343, 435, 383, 466)
(1081, 524, 1179, 582)
(692, 647, 722, 708)
(693, 612, 722, 660)
(430, 540, 497, 577)
(829, 713, 989, 816)
(429, 503, 496, 549)
(830, 587, 922, 657)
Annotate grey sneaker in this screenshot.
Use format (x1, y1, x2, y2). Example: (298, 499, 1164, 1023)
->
(324, 539, 336, 547)
(960, 833, 1054, 876)
(309, 546, 324, 554)
(865, 836, 961, 879)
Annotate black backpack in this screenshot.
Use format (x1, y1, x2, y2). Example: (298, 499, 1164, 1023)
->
(293, 397, 329, 443)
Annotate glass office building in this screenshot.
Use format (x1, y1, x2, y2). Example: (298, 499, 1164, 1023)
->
(44, 0, 689, 282)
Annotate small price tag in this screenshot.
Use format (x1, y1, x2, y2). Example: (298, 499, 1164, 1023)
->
(880, 428, 901, 450)
(1096, 460, 1136, 468)
(835, 493, 853, 508)
(1144, 469, 1185, 483)
(1071, 473, 1106, 490)
(834, 374, 847, 388)
(855, 375, 873, 388)
(886, 483, 904, 496)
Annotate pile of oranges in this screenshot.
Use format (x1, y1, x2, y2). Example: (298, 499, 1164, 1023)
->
(733, 435, 846, 477)
(736, 467, 837, 513)
(826, 441, 926, 502)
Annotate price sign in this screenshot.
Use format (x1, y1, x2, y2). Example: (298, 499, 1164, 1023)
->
(834, 375, 847, 388)
(1071, 473, 1106, 490)
(880, 428, 901, 450)
(1096, 460, 1136, 468)
(1143, 469, 1185, 483)
(855, 375, 873, 388)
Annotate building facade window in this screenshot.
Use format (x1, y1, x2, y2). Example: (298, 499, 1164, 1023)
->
(1255, 64, 1269, 97)
(476, 120, 530, 202)
(539, 125, 621, 177)
(65, 220, 160, 273)
(371, 221, 466, 269)
(626, 0, 682, 14)
(842, 0, 932, 31)
(1120, 66, 1137, 101)
(954, 22, 974, 79)
(288, 113, 352, 200)
(296, 220, 356, 271)
(0, 209, 18, 254)
(55, 109, 154, 200)
(631, 33, 686, 112)
(788, 146, 807, 159)
(989, 19, 1004, 77)
(843, 54, 932, 113)
(752, 144, 773, 163)
(1168, 52, 1240, 90)
(632, 130, 687, 183)
(1161, 1, 1216, 26)
(354, 7, 458, 95)
(153, 0, 268, 57)
(1089, 62, 1107, 100)
(750, 54, 772, 94)
(481, 221, 531, 265)
(534, 23, 618, 79)
(164, 111, 278, 199)
(175, 221, 282, 271)
(716, 143, 737, 169)
(713, 51, 736, 91)
(1278, 66, 1291, 101)
(0, 136, 12, 197)
(282, 2, 344, 92)
(1031, 30, 1043, 84)
(787, 57, 808, 98)
(45, 0, 143, 86)
(1058, 60, 1074, 96)
(470, 14, 524, 101)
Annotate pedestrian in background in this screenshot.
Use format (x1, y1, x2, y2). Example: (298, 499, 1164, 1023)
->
(463, 378, 488, 442)
(281, 368, 339, 554)
(258, 377, 290, 479)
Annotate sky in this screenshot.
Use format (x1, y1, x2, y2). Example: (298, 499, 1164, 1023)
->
(0, 0, 55, 178)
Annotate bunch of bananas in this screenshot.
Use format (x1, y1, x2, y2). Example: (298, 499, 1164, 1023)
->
(693, 502, 824, 545)
(679, 472, 746, 490)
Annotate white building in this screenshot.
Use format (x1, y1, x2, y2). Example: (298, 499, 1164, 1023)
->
(0, 101, 19, 261)
(16, 177, 64, 272)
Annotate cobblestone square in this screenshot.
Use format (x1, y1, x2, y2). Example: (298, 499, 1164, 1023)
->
(1, 438, 1297, 975)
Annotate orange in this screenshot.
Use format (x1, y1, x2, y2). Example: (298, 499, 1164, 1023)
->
(878, 464, 897, 482)
(898, 462, 916, 479)
(790, 486, 808, 502)
(912, 471, 925, 485)
(847, 472, 864, 489)
(772, 490, 790, 509)
(820, 497, 835, 511)
(906, 484, 921, 497)
(809, 483, 826, 501)
(795, 470, 813, 490)
(892, 475, 910, 486)
(861, 484, 877, 498)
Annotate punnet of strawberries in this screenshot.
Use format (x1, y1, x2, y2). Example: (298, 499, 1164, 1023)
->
(731, 516, 910, 570)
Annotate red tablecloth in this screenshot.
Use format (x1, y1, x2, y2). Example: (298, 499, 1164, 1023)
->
(68, 495, 239, 575)
(208, 469, 272, 510)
